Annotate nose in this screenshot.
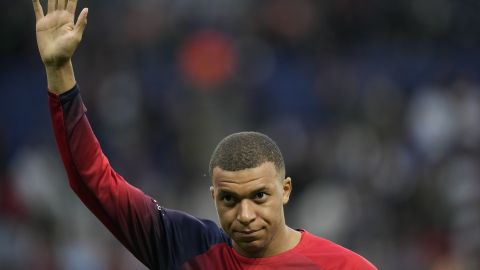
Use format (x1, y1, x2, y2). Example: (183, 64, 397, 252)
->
(237, 199, 256, 225)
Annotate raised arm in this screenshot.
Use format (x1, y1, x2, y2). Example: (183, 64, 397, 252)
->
(32, 0, 165, 267)
(33, 0, 87, 93)
(32, 2, 229, 269)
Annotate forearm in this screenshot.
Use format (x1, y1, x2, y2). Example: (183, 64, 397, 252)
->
(46, 61, 76, 94)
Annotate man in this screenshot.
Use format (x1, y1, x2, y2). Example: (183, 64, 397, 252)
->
(32, 0, 377, 269)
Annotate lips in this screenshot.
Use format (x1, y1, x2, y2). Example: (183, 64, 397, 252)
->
(238, 230, 259, 234)
(234, 229, 263, 240)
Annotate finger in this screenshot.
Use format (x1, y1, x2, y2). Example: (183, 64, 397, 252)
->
(66, 0, 78, 14)
(48, 0, 55, 13)
(58, 0, 66, 10)
(74, 8, 88, 38)
(32, 0, 45, 21)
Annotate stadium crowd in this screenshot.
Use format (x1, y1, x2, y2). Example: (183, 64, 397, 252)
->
(1, 0, 480, 269)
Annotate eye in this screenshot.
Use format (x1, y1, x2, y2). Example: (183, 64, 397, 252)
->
(255, 192, 265, 199)
(254, 192, 268, 201)
(221, 195, 236, 206)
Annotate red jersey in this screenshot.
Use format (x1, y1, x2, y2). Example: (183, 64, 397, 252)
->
(185, 230, 377, 270)
(48, 85, 377, 270)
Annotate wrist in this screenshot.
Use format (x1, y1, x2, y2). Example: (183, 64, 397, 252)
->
(46, 61, 76, 94)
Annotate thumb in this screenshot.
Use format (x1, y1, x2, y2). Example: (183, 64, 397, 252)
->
(74, 8, 88, 39)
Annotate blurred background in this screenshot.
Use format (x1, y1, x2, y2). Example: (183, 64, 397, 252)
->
(1, 0, 480, 269)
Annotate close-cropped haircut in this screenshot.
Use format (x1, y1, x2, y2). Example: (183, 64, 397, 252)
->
(209, 131, 285, 178)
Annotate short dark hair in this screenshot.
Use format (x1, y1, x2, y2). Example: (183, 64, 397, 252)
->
(209, 131, 285, 178)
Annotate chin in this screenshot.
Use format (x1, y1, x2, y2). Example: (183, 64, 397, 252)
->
(235, 239, 267, 257)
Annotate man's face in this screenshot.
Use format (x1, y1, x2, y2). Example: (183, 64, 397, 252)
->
(210, 162, 292, 257)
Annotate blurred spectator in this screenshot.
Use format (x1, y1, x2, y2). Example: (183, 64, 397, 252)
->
(2, 0, 480, 269)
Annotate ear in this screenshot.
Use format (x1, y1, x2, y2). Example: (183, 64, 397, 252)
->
(210, 186, 215, 200)
(282, 177, 292, 204)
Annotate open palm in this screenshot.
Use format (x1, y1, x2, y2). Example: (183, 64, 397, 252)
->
(33, 0, 88, 67)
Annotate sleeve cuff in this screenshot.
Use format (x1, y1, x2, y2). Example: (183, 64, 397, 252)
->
(58, 84, 80, 105)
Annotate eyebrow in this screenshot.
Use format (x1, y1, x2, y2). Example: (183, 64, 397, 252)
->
(217, 186, 270, 198)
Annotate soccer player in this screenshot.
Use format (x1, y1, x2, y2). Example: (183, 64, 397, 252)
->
(32, 0, 378, 269)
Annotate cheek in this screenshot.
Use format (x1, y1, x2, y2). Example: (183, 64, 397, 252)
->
(258, 200, 283, 223)
(216, 206, 236, 228)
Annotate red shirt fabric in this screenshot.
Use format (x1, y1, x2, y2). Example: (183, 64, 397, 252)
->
(185, 230, 377, 269)
(48, 85, 377, 270)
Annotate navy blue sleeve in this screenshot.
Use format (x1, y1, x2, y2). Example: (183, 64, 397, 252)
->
(159, 207, 231, 269)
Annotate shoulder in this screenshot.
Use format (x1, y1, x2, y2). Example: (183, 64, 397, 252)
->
(156, 208, 232, 268)
(161, 208, 230, 242)
(296, 230, 377, 270)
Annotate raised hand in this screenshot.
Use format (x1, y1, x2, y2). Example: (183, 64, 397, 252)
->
(32, 0, 88, 68)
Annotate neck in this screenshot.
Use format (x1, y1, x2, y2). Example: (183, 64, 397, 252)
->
(270, 226, 301, 256)
(235, 225, 302, 258)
